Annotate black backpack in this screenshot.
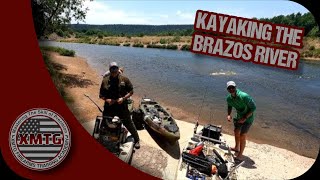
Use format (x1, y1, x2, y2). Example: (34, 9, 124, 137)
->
(132, 109, 144, 130)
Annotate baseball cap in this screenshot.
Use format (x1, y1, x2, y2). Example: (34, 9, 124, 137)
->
(109, 62, 119, 69)
(227, 81, 236, 88)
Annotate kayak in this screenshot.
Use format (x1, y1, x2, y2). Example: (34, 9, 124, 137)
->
(138, 97, 180, 144)
(177, 123, 243, 180)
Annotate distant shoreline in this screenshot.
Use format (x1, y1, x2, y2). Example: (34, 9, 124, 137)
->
(301, 57, 320, 61)
(48, 35, 320, 61)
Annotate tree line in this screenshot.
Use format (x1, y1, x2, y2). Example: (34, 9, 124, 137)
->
(258, 12, 319, 37)
(64, 12, 320, 38)
(70, 24, 194, 37)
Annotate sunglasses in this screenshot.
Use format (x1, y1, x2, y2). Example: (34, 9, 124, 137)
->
(110, 66, 119, 71)
(227, 86, 235, 90)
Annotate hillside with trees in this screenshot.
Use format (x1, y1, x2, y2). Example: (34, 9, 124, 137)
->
(259, 12, 319, 37)
(70, 24, 194, 37)
(66, 12, 319, 38)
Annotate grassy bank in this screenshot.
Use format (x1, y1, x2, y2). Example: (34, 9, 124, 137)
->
(58, 35, 191, 51)
(41, 47, 76, 103)
(40, 46, 75, 57)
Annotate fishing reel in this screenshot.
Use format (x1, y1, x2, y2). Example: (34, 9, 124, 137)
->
(105, 116, 121, 129)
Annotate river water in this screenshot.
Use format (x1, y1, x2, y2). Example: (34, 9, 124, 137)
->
(40, 41, 320, 158)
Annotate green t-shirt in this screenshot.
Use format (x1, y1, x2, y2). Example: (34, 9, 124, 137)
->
(226, 89, 256, 124)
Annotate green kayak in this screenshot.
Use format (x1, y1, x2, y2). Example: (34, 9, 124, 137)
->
(139, 97, 180, 144)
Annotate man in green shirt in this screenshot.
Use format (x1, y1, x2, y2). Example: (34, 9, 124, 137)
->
(226, 81, 256, 160)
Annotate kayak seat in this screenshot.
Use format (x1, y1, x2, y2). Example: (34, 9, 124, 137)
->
(164, 123, 179, 133)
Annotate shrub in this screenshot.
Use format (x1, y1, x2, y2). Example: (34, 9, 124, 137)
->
(77, 37, 92, 44)
(98, 41, 107, 45)
(160, 38, 167, 44)
(60, 49, 75, 56)
(56, 29, 65, 37)
(301, 51, 312, 57)
(181, 44, 191, 51)
(107, 42, 120, 46)
(40, 46, 75, 57)
(172, 36, 181, 42)
(123, 43, 131, 46)
(97, 33, 104, 39)
(166, 44, 178, 50)
(146, 44, 166, 49)
(133, 43, 144, 48)
(314, 49, 320, 57)
(99, 41, 120, 46)
(85, 29, 100, 36)
(75, 33, 84, 38)
(309, 46, 315, 51)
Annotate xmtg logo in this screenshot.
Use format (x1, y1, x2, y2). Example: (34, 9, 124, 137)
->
(9, 108, 71, 171)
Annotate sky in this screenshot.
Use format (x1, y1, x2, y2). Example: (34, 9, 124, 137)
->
(74, 0, 310, 25)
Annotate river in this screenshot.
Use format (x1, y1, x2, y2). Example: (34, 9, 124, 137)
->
(39, 41, 320, 158)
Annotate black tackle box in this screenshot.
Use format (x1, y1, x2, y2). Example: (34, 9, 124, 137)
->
(201, 124, 222, 141)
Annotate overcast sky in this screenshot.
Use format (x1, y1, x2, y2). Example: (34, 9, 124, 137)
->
(74, 0, 310, 25)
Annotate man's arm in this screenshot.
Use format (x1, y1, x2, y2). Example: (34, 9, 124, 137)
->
(99, 79, 115, 105)
(228, 105, 232, 115)
(117, 77, 133, 104)
(123, 77, 133, 100)
(239, 95, 256, 123)
(122, 91, 133, 100)
(227, 99, 233, 122)
(99, 80, 106, 100)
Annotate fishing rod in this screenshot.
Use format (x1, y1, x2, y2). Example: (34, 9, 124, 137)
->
(193, 85, 209, 135)
(84, 94, 103, 113)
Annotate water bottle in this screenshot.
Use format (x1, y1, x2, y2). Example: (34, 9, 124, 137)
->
(196, 141, 204, 147)
(121, 125, 128, 143)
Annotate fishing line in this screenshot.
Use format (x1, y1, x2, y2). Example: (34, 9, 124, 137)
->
(196, 85, 209, 121)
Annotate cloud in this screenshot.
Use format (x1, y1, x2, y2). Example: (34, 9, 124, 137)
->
(73, 1, 149, 24)
(159, 14, 169, 19)
(72, 1, 199, 25)
(211, 8, 252, 18)
(176, 10, 194, 20)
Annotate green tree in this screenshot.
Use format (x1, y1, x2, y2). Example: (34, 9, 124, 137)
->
(259, 12, 318, 36)
(307, 26, 320, 37)
(31, 0, 91, 38)
(137, 33, 144, 37)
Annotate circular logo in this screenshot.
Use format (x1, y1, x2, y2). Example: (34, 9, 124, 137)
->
(9, 108, 71, 171)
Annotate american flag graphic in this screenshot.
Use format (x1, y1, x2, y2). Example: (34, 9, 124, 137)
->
(17, 116, 63, 163)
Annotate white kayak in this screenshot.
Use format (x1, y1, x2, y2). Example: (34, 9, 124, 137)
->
(176, 126, 243, 180)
